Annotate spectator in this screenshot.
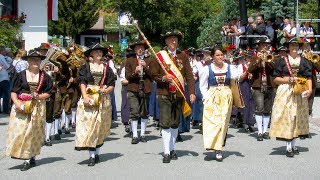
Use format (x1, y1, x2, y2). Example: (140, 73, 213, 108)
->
(12, 49, 28, 73)
(0, 46, 11, 114)
(283, 20, 296, 41)
(266, 19, 275, 41)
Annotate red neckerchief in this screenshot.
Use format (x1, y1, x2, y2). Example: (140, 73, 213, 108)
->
(35, 72, 45, 93)
(100, 61, 109, 89)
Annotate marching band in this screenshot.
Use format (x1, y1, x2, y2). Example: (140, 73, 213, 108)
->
(3, 21, 320, 170)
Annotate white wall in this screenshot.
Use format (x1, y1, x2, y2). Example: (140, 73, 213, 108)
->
(18, 0, 48, 51)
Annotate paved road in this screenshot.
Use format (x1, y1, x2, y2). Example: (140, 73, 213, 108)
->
(0, 81, 319, 179)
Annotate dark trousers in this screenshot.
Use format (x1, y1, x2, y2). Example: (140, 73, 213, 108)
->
(127, 91, 150, 120)
(157, 95, 183, 129)
(46, 94, 55, 123)
(252, 88, 274, 115)
(121, 86, 130, 125)
(0, 80, 10, 114)
(54, 91, 73, 118)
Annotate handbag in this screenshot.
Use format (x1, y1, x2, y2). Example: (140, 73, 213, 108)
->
(284, 57, 309, 95)
(230, 79, 245, 108)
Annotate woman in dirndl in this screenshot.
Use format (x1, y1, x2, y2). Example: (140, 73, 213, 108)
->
(199, 47, 237, 161)
(6, 50, 53, 171)
(270, 37, 312, 157)
(75, 44, 115, 166)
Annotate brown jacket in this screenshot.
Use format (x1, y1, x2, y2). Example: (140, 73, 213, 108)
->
(312, 61, 320, 89)
(125, 56, 153, 93)
(149, 50, 195, 97)
(247, 56, 276, 88)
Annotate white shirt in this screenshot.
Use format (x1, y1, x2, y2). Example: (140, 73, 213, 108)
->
(199, 63, 237, 100)
(284, 24, 291, 33)
(0, 54, 10, 82)
(107, 60, 117, 75)
(13, 59, 28, 73)
(119, 66, 126, 82)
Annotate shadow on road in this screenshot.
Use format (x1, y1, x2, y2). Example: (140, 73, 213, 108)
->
(145, 135, 161, 142)
(0, 122, 8, 126)
(51, 139, 74, 145)
(269, 146, 309, 155)
(156, 150, 199, 158)
(8, 157, 66, 170)
(203, 151, 245, 161)
(105, 137, 120, 141)
(77, 153, 123, 165)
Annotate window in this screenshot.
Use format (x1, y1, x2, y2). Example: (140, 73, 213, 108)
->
(0, 0, 17, 17)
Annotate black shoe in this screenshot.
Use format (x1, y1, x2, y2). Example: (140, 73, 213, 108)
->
(176, 134, 183, 142)
(88, 157, 95, 166)
(131, 137, 139, 144)
(62, 125, 65, 130)
(58, 130, 62, 135)
(257, 133, 263, 141)
(44, 140, 52, 146)
(245, 126, 254, 133)
(125, 125, 130, 133)
(215, 152, 223, 162)
(95, 155, 100, 163)
(163, 154, 171, 163)
(292, 147, 299, 155)
(71, 123, 76, 129)
(140, 136, 147, 143)
(263, 132, 270, 139)
(21, 162, 31, 171)
(30, 158, 36, 166)
(170, 150, 178, 160)
(65, 128, 70, 134)
(286, 150, 294, 157)
(54, 134, 61, 140)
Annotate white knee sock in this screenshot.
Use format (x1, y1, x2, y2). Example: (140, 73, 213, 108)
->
(71, 108, 76, 124)
(286, 141, 292, 151)
(140, 118, 148, 136)
(262, 115, 270, 133)
(54, 118, 60, 134)
(132, 120, 138, 138)
(89, 151, 95, 158)
(170, 128, 178, 151)
(291, 139, 296, 148)
(61, 110, 66, 127)
(161, 129, 171, 155)
(95, 148, 100, 155)
(65, 115, 71, 129)
(255, 115, 263, 134)
(45, 123, 52, 141)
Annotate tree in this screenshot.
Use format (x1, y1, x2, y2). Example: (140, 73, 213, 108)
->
(48, 0, 100, 38)
(197, 0, 239, 47)
(260, 0, 295, 19)
(116, 0, 214, 48)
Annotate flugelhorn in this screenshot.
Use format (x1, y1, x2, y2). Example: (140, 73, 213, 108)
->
(302, 50, 320, 63)
(261, 50, 275, 62)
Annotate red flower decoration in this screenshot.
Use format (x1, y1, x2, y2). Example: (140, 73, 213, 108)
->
(45, 43, 50, 49)
(229, 44, 236, 49)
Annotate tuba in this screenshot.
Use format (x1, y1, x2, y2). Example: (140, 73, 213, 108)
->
(66, 44, 87, 68)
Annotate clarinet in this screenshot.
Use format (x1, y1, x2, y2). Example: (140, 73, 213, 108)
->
(138, 55, 145, 98)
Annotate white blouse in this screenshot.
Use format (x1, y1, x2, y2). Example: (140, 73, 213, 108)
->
(199, 62, 238, 100)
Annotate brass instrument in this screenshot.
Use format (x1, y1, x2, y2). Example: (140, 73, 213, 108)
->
(302, 50, 320, 63)
(261, 50, 275, 62)
(66, 44, 87, 68)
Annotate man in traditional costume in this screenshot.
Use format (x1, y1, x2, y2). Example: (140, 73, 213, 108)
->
(270, 37, 313, 157)
(6, 50, 53, 171)
(247, 38, 275, 141)
(75, 44, 115, 166)
(150, 30, 195, 163)
(125, 41, 153, 144)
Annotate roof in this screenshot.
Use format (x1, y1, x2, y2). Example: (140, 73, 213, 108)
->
(90, 16, 104, 30)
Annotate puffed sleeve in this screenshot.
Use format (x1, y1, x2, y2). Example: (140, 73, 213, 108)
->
(229, 64, 240, 79)
(11, 71, 23, 94)
(199, 65, 209, 100)
(106, 67, 115, 87)
(78, 63, 88, 85)
(301, 58, 312, 79)
(272, 58, 284, 78)
(43, 73, 53, 94)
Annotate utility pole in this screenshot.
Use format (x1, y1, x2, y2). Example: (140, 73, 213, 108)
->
(318, 0, 320, 50)
(239, 0, 248, 24)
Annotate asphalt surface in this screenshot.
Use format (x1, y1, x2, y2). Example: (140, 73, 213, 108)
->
(0, 81, 319, 179)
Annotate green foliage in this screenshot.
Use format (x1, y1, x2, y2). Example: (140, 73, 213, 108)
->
(197, 0, 239, 47)
(260, 0, 295, 19)
(117, 0, 214, 48)
(0, 20, 22, 53)
(48, 0, 100, 36)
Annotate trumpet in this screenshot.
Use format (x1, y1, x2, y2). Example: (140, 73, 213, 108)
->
(261, 50, 275, 62)
(302, 50, 320, 63)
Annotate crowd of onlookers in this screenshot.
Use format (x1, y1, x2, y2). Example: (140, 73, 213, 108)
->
(0, 47, 27, 115)
(221, 15, 318, 49)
